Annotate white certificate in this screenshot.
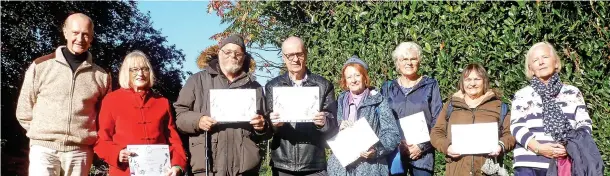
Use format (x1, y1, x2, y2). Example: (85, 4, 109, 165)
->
(127, 144, 170, 176)
(451, 122, 498, 154)
(272, 87, 319, 122)
(398, 111, 430, 145)
(210, 89, 257, 122)
(327, 118, 379, 167)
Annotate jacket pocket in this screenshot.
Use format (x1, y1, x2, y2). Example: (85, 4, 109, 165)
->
(189, 135, 206, 173)
(240, 130, 260, 173)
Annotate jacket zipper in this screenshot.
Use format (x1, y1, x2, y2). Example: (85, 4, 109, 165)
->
(65, 71, 76, 149)
(65, 65, 82, 150)
(470, 108, 476, 176)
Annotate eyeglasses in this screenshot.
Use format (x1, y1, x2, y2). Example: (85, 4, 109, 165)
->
(129, 67, 150, 73)
(282, 52, 305, 60)
(220, 49, 244, 58)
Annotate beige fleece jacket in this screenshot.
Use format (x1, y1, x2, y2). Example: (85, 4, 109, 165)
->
(16, 46, 112, 151)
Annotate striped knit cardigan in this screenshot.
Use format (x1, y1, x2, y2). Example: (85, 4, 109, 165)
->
(510, 84, 593, 169)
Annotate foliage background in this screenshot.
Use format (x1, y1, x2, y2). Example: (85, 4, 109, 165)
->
(209, 1, 610, 175)
(1, 1, 187, 175)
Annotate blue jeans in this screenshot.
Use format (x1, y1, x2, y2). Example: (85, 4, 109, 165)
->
(514, 167, 548, 176)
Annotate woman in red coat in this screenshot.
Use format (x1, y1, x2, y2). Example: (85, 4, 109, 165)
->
(94, 50, 186, 176)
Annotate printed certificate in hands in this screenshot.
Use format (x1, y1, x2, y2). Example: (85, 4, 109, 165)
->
(451, 122, 498, 154)
(127, 144, 170, 176)
(272, 87, 319, 122)
(398, 111, 430, 145)
(327, 118, 379, 167)
(210, 89, 257, 122)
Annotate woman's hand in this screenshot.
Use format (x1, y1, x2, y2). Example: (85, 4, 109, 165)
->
(447, 145, 460, 158)
(118, 149, 133, 163)
(360, 147, 376, 159)
(489, 145, 502, 157)
(537, 143, 567, 159)
(165, 166, 181, 176)
(407, 144, 422, 160)
(339, 121, 354, 131)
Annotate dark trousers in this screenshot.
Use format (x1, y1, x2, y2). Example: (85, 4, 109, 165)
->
(514, 167, 548, 176)
(390, 166, 433, 176)
(272, 168, 327, 176)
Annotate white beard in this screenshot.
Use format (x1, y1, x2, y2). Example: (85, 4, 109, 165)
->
(223, 63, 242, 74)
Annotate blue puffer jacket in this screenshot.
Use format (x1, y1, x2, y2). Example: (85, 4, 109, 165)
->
(380, 76, 443, 173)
(327, 88, 401, 176)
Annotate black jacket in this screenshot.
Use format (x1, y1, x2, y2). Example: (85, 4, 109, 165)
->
(547, 127, 604, 176)
(264, 70, 338, 172)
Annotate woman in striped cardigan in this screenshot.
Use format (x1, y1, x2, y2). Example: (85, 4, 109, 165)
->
(510, 42, 593, 175)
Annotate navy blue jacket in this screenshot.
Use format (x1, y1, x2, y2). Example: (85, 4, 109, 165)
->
(380, 76, 443, 171)
(547, 127, 604, 176)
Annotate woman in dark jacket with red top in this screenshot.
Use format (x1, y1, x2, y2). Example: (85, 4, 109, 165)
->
(94, 51, 186, 176)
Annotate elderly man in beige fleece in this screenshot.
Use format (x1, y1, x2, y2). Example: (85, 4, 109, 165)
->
(16, 13, 112, 176)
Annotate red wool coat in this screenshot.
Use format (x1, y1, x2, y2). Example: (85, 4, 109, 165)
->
(94, 88, 186, 176)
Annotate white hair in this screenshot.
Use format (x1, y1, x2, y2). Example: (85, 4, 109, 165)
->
(392, 42, 423, 71)
(525, 42, 562, 79)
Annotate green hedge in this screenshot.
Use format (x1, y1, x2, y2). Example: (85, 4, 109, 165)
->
(301, 2, 610, 175)
(219, 1, 609, 175)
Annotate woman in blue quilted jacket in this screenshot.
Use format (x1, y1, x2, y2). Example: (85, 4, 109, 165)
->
(327, 56, 400, 176)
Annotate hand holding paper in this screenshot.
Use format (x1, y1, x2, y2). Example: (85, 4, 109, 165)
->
(489, 145, 502, 157)
(327, 118, 379, 167)
(313, 112, 327, 127)
(447, 145, 461, 158)
(398, 111, 430, 145)
(270, 112, 284, 127)
(407, 144, 422, 159)
(250, 114, 265, 131)
(165, 166, 181, 176)
(198, 116, 217, 131)
(360, 147, 376, 159)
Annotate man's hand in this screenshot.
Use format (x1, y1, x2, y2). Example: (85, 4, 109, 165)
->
(250, 114, 265, 131)
(198, 116, 217, 131)
(313, 112, 327, 127)
(270, 112, 284, 127)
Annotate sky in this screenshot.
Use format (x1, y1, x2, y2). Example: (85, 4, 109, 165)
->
(137, 1, 281, 86)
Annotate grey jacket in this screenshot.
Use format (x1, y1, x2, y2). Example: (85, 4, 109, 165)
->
(174, 59, 272, 176)
(327, 89, 401, 176)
